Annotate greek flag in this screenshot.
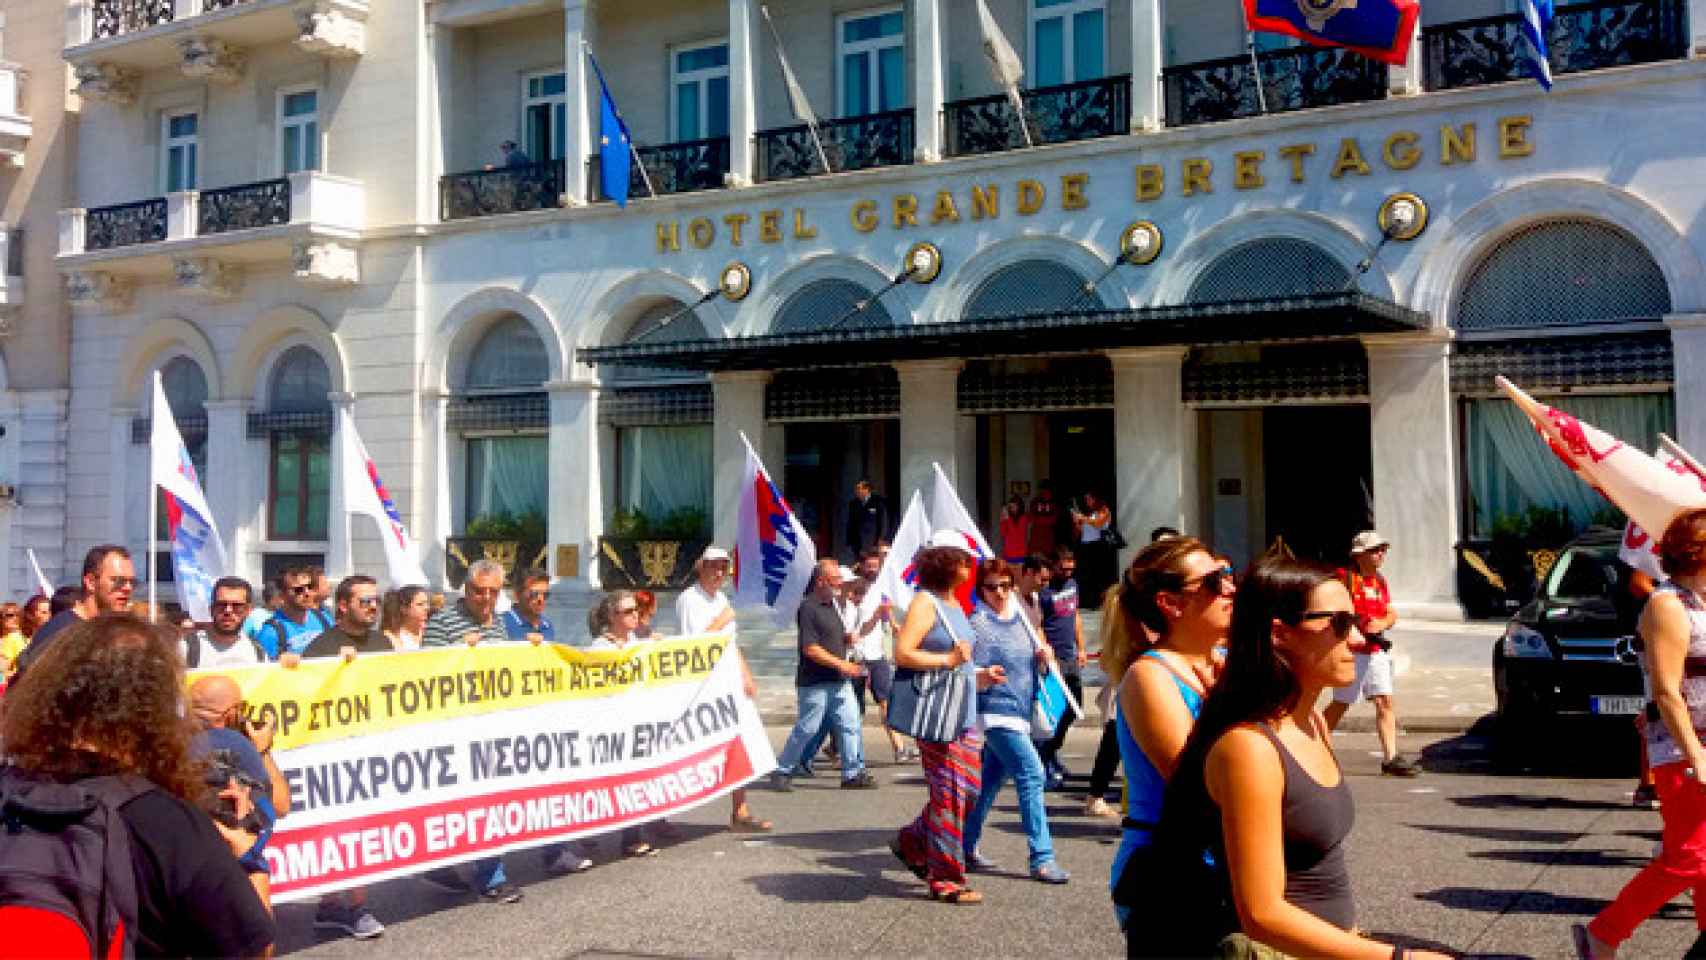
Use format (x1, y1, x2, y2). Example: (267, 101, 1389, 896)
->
(1519, 0, 1555, 90)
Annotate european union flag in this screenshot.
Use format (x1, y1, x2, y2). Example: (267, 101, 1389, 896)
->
(586, 52, 634, 207)
(1243, 0, 1421, 66)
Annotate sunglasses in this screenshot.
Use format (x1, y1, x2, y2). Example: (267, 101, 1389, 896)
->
(289, 585, 315, 595)
(354, 596, 380, 607)
(1298, 610, 1359, 639)
(981, 580, 1014, 592)
(211, 601, 250, 611)
(107, 577, 138, 589)
(1179, 566, 1236, 596)
(468, 586, 500, 597)
(616, 606, 639, 615)
(526, 589, 551, 600)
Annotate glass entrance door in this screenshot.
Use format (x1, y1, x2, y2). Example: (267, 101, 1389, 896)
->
(782, 421, 900, 564)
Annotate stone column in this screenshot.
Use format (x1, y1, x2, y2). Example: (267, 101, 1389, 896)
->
(204, 399, 248, 568)
(427, 23, 455, 222)
(725, 0, 757, 187)
(324, 391, 356, 579)
(109, 408, 135, 548)
(563, 0, 595, 204)
(420, 388, 452, 589)
(1109, 348, 1192, 568)
(1691, 0, 1706, 58)
(1130, 0, 1164, 130)
(1363, 332, 1461, 619)
(546, 379, 602, 587)
(912, 0, 946, 162)
(1669, 313, 1706, 456)
(896, 359, 963, 504)
(711, 371, 771, 548)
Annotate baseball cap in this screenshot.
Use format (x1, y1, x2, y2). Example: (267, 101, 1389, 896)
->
(699, 545, 731, 564)
(1349, 531, 1390, 554)
(925, 530, 976, 555)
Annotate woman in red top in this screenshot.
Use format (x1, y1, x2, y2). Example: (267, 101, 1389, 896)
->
(997, 496, 1031, 564)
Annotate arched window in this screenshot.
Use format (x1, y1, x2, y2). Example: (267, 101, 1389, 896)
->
(772, 278, 894, 334)
(963, 259, 1102, 318)
(265, 345, 332, 542)
(267, 345, 332, 413)
(608, 302, 712, 383)
(1187, 238, 1351, 303)
(1455, 220, 1671, 331)
(463, 315, 549, 390)
(604, 300, 714, 538)
(160, 356, 209, 421)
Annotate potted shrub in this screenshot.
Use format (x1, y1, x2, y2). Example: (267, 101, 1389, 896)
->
(597, 506, 712, 589)
(446, 510, 549, 589)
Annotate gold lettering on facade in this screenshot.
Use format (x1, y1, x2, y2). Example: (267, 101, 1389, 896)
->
(1499, 115, 1534, 158)
(1278, 144, 1314, 183)
(1330, 138, 1371, 179)
(1441, 123, 1476, 165)
(758, 210, 782, 243)
(931, 190, 962, 224)
(792, 208, 817, 239)
(1017, 179, 1045, 214)
(1060, 173, 1089, 210)
(1134, 164, 1163, 202)
(1233, 151, 1264, 190)
(655, 221, 680, 253)
(971, 184, 1000, 219)
(1383, 131, 1421, 170)
(1180, 159, 1212, 196)
(723, 213, 749, 246)
(893, 194, 920, 228)
(687, 218, 715, 249)
(851, 200, 878, 233)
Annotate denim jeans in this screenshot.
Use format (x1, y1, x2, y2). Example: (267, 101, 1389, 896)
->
(964, 724, 1055, 870)
(774, 680, 864, 779)
(469, 855, 506, 893)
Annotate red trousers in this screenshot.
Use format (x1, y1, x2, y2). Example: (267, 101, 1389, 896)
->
(1590, 762, 1706, 946)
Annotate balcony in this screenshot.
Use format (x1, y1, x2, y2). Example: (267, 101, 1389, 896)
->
(66, 0, 367, 104)
(755, 109, 915, 183)
(58, 171, 364, 303)
(1423, 0, 1686, 91)
(440, 159, 565, 222)
(1162, 47, 1386, 127)
(943, 75, 1131, 158)
(589, 136, 730, 203)
(0, 64, 29, 166)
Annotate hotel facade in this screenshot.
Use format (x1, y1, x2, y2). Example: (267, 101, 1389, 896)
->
(35, 0, 1706, 622)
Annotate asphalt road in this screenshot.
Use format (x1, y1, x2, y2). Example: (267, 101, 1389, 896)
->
(279, 721, 1692, 959)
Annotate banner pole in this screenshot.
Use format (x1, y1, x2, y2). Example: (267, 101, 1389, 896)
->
(1660, 433, 1706, 483)
(148, 374, 159, 622)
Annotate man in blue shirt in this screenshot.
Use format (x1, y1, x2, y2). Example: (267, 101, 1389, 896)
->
(260, 566, 333, 657)
(500, 568, 555, 643)
(1036, 547, 1086, 790)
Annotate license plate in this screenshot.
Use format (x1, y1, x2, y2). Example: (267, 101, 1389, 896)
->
(1591, 696, 1645, 716)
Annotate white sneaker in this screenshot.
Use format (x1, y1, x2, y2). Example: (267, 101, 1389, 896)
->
(546, 848, 594, 874)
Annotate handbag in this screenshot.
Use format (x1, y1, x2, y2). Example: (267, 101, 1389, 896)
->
(886, 596, 972, 743)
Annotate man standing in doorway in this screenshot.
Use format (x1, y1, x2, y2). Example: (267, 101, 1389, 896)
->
(845, 480, 892, 561)
(1036, 547, 1087, 790)
(1324, 530, 1421, 777)
(13, 544, 135, 681)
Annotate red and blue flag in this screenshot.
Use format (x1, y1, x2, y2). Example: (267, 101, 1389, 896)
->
(1243, 0, 1420, 66)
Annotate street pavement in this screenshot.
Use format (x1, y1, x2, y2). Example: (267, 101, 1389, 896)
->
(280, 720, 1691, 959)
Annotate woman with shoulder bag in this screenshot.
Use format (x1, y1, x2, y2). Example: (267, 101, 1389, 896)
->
(889, 532, 1005, 905)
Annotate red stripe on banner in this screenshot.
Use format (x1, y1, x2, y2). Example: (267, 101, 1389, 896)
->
(267, 736, 755, 897)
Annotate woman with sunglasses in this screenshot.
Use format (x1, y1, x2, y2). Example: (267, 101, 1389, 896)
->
(1150, 559, 1450, 959)
(0, 601, 25, 678)
(1103, 536, 1233, 947)
(961, 559, 1070, 884)
(586, 589, 664, 859)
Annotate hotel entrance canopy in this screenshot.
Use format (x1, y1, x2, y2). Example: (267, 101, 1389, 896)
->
(578, 291, 1430, 372)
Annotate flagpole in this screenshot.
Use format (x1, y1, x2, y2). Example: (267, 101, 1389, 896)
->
(582, 40, 657, 199)
(759, 5, 833, 175)
(148, 372, 159, 621)
(1238, 2, 1270, 114)
(1660, 433, 1706, 482)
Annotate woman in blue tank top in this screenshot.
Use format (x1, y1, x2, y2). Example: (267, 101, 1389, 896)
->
(1101, 536, 1233, 946)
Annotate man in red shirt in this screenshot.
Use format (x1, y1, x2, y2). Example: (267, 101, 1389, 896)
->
(1323, 530, 1421, 777)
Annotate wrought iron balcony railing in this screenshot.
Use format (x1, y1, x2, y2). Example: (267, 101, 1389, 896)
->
(1422, 0, 1686, 91)
(198, 177, 289, 235)
(440, 159, 565, 221)
(589, 136, 730, 202)
(86, 197, 167, 251)
(755, 109, 915, 182)
(944, 75, 1131, 157)
(1162, 47, 1387, 127)
(88, 0, 259, 40)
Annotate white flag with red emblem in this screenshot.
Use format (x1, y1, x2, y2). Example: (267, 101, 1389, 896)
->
(1497, 377, 1706, 553)
(929, 463, 994, 614)
(339, 407, 429, 588)
(1619, 436, 1706, 579)
(859, 490, 931, 625)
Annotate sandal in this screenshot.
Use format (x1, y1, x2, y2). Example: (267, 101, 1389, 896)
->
(729, 813, 773, 833)
(930, 884, 983, 905)
(623, 841, 659, 858)
(888, 839, 927, 880)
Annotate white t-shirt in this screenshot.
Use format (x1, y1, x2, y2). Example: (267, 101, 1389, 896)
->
(182, 631, 263, 669)
(587, 633, 644, 652)
(841, 598, 888, 662)
(675, 584, 734, 638)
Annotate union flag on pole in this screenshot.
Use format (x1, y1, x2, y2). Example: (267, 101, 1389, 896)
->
(339, 407, 429, 587)
(732, 433, 817, 625)
(151, 372, 228, 621)
(1243, 0, 1420, 66)
(857, 489, 931, 626)
(929, 463, 994, 614)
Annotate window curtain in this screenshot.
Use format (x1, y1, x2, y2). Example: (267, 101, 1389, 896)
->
(619, 425, 712, 519)
(1465, 393, 1676, 534)
(467, 436, 548, 520)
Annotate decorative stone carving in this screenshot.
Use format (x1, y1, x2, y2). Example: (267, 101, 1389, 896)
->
(178, 37, 246, 83)
(72, 63, 138, 106)
(292, 240, 359, 285)
(65, 271, 133, 310)
(173, 257, 240, 298)
(294, 4, 366, 58)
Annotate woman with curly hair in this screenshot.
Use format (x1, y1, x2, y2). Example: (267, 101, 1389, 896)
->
(1, 613, 275, 958)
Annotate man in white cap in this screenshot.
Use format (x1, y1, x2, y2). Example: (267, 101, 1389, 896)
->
(675, 545, 774, 831)
(1323, 530, 1420, 776)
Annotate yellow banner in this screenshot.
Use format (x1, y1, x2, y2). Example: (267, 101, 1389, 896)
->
(193, 636, 730, 752)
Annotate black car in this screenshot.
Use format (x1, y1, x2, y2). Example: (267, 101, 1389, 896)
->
(1492, 527, 1646, 741)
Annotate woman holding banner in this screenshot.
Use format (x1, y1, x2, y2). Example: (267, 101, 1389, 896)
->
(588, 590, 666, 859)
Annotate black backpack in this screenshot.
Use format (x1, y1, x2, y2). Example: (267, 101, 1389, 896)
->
(266, 608, 332, 658)
(0, 767, 150, 960)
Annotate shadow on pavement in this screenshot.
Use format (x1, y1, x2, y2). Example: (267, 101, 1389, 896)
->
(1408, 824, 1587, 845)
(1448, 794, 1631, 813)
(744, 849, 922, 903)
(1467, 848, 1651, 868)
(764, 827, 900, 854)
(1415, 886, 1691, 920)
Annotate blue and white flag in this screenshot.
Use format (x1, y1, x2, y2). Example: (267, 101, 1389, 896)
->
(151, 372, 228, 622)
(586, 51, 635, 207)
(732, 432, 817, 626)
(1519, 0, 1555, 90)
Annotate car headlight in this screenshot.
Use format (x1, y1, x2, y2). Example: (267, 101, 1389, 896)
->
(1501, 624, 1551, 659)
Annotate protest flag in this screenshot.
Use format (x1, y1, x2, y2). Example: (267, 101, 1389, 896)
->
(338, 407, 430, 588)
(929, 463, 994, 614)
(150, 371, 228, 621)
(731, 432, 817, 625)
(1620, 436, 1706, 578)
(26, 548, 50, 598)
(975, 0, 1033, 146)
(858, 489, 931, 625)
(1243, 0, 1420, 65)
